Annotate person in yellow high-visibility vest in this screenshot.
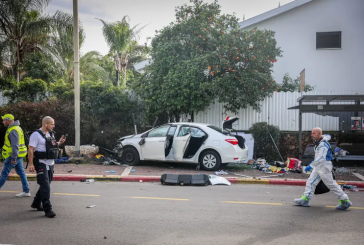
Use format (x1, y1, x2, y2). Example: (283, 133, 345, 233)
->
(0, 114, 30, 197)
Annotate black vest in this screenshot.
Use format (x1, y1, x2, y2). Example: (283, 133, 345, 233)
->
(33, 130, 60, 160)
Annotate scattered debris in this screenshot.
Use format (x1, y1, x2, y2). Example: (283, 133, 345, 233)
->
(247, 159, 255, 165)
(87, 205, 96, 208)
(131, 169, 136, 172)
(215, 170, 229, 176)
(105, 171, 109, 173)
(103, 159, 121, 166)
(110, 171, 115, 173)
(335, 167, 352, 175)
(208, 175, 231, 186)
(55, 157, 70, 164)
(341, 184, 358, 192)
(67, 170, 72, 173)
(86, 179, 95, 183)
(139, 180, 143, 183)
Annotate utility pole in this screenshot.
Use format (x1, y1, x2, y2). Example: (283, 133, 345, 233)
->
(73, 0, 80, 157)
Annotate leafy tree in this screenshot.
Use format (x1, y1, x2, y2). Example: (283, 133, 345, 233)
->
(135, 0, 282, 118)
(98, 16, 146, 86)
(0, 0, 53, 81)
(277, 73, 315, 92)
(22, 52, 62, 84)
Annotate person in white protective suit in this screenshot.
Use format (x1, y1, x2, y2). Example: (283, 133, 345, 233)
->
(294, 127, 352, 210)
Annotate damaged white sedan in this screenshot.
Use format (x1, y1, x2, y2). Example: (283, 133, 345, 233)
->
(113, 117, 248, 171)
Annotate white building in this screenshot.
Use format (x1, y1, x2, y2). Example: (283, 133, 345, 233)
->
(239, 0, 364, 92)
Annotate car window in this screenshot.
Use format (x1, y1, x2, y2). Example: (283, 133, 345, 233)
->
(178, 126, 190, 137)
(190, 127, 206, 137)
(167, 126, 177, 136)
(147, 125, 170, 137)
(207, 125, 228, 135)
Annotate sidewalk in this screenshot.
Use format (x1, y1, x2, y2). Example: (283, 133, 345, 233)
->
(2, 161, 364, 187)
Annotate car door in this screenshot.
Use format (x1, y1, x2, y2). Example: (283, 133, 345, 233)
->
(141, 125, 170, 160)
(173, 125, 191, 161)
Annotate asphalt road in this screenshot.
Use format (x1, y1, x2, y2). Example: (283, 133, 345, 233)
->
(0, 181, 363, 245)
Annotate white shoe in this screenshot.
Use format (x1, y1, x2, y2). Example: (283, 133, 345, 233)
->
(15, 192, 31, 197)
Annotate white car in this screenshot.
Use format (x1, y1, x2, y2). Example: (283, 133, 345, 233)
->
(113, 117, 248, 171)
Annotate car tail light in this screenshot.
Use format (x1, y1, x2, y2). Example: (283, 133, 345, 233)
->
(225, 139, 238, 145)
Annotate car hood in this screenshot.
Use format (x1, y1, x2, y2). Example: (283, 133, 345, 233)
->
(117, 134, 141, 141)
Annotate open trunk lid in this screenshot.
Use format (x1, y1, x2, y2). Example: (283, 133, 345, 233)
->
(222, 116, 245, 149)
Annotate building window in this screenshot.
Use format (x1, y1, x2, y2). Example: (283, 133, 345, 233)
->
(316, 32, 341, 49)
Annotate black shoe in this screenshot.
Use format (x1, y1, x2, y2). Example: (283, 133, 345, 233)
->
(31, 203, 44, 211)
(45, 210, 56, 218)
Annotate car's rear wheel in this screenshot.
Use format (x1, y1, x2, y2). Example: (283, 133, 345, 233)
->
(122, 147, 140, 166)
(199, 150, 221, 171)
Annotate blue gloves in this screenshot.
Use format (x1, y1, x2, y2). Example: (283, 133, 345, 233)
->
(305, 165, 312, 173)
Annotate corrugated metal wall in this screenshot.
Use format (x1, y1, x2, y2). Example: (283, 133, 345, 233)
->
(193, 91, 363, 131)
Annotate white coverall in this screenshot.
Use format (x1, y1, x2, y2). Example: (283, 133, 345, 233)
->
(303, 138, 348, 200)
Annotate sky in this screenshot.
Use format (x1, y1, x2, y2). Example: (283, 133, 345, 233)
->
(46, 0, 294, 55)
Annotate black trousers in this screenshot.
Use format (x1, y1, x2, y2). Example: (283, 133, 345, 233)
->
(32, 161, 54, 212)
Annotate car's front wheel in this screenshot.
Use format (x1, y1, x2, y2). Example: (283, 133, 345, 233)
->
(199, 150, 221, 171)
(122, 147, 140, 166)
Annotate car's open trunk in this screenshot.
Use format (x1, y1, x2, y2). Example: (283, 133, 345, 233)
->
(223, 116, 246, 149)
(233, 134, 246, 149)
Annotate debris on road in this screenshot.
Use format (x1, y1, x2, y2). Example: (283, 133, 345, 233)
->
(209, 175, 231, 186)
(215, 170, 229, 176)
(161, 174, 209, 186)
(86, 179, 95, 183)
(86, 205, 96, 208)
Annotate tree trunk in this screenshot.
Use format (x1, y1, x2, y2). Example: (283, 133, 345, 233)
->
(115, 70, 120, 86)
(16, 43, 20, 82)
(12, 65, 18, 81)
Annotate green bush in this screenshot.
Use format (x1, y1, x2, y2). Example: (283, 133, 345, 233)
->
(2, 77, 48, 103)
(249, 122, 281, 162)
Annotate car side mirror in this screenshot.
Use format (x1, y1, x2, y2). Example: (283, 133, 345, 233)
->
(141, 133, 148, 138)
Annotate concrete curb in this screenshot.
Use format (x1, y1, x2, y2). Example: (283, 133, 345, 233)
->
(6, 173, 364, 188)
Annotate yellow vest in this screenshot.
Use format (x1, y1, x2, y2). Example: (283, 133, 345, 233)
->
(2, 125, 27, 159)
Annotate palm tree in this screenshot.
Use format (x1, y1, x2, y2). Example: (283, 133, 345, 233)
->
(80, 51, 111, 82)
(98, 16, 147, 87)
(119, 40, 150, 86)
(0, 0, 53, 81)
(48, 11, 86, 84)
